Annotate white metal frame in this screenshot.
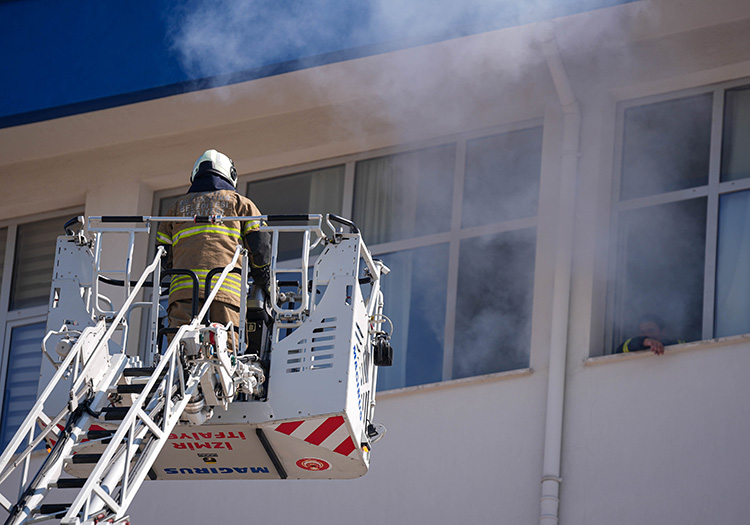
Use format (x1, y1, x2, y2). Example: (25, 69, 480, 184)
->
(1, 211, 389, 521)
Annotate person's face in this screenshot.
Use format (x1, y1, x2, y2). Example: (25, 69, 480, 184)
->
(638, 320, 663, 339)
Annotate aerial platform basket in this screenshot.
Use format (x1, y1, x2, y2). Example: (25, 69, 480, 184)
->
(0, 213, 392, 525)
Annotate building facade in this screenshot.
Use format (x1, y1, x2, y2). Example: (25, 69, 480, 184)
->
(2, 0, 750, 523)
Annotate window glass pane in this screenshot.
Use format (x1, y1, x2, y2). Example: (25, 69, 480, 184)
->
(721, 86, 750, 182)
(612, 198, 706, 350)
(246, 166, 344, 216)
(376, 244, 448, 390)
(453, 228, 535, 379)
(715, 190, 750, 337)
(0, 227, 6, 298)
(247, 166, 345, 260)
(11, 217, 65, 310)
(1, 322, 45, 449)
(159, 195, 182, 215)
(620, 94, 712, 200)
(462, 127, 542, 228)
(353, 145, 455, 245)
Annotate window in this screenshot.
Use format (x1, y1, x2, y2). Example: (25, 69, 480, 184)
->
(247, 166, 345, 216)
(619, 94, 711, 200)
(354, 127, 542, 389)
(11, 217, 64, 310)
(156, 125, 544, 390)
(462, 127, 542, 226)
(454, 228, 536, 379)
(0, 213, 76, 447)
(609, 83, 750, 351)
(353, 146, 454, 245)
(246, 166, 345, 261)
(720, 86, 750, 182)
(0, 228, 6, 298)
(1, 323, 45, 448)
(715, 190, 750, 336)
(613, 199, 706, 345)
(376, 244, 449, 390)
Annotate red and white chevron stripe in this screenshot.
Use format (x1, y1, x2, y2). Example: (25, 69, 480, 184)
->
(275, 416, 357, 457)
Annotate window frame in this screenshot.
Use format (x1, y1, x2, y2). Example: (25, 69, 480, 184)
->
(0, 316, 47, 446)
(606, 78, 750, 352)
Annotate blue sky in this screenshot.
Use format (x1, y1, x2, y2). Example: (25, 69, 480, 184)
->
(0, 0, 634, 128)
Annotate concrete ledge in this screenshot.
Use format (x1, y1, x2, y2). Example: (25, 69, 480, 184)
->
(376, 367, 534, 399)
(585, 332, 750, 366)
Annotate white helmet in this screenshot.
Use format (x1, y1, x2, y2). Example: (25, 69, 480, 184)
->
(191, 149, 238, 187)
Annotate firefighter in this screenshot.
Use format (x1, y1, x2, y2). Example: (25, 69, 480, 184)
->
(156, 149, 271, 345)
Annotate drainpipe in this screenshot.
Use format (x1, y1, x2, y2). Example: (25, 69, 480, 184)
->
(537, 23, 581, 525)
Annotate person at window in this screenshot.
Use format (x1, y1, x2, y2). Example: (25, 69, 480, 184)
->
(156, 149, 271, 344)
(615, 314, 682, 355)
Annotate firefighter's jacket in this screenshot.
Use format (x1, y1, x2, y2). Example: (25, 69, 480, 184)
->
(156, 189, 266, 308)
(615, 336, 683, 353)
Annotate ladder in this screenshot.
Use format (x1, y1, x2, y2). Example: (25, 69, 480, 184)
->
(0, 232, 244, 525)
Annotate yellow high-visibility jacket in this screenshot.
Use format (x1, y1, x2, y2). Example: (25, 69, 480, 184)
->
(156, 190, 264, 307)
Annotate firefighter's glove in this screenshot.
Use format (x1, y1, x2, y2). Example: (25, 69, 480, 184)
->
(158, 244, 172, 271)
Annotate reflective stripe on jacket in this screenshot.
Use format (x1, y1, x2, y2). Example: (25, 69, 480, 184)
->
(169, 269, 244, 301)
(615, 336, 684, 354)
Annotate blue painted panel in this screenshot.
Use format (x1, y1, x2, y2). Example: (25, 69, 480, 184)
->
(0, 0, 636, 127)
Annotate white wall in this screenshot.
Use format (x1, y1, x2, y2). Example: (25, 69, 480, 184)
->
(562, 341, 750, 524)
(130, 371, 547, 525)
(128, 338, 750, 525)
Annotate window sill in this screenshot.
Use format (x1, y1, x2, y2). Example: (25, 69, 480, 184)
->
(376, 367, 534, 399)
(585, 332, 750, 366)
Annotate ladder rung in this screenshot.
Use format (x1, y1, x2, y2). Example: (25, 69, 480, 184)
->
(123, 367, 163, 377)
(39, 503, 71, 515)
(71, 453, 102, 464)
(101, 407, 130, 420)
(116, 384, 146, 394)
(55, 478, 88, 489)
(86, 430, 115, 441)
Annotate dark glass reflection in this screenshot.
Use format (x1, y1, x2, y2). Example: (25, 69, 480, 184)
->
(453, 228, 536, 379)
